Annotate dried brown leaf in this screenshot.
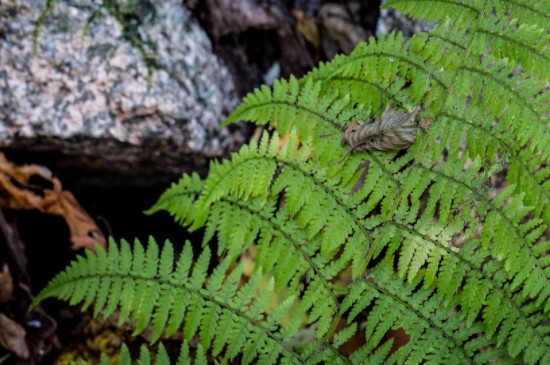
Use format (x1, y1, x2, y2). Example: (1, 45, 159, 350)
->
(0, 264, 13, 303)
(0, 153, 106, 250)
(341, 105, 420, 152)
(292, 9, 321, 49)
(0, 312, 29, 360)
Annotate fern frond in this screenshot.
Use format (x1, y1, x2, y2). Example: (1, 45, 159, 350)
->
(32, 238, 315, 363)
(343, 258, 517, 364)
(385, 0, 550, 31)
(146, 173, 203, 226)
(223, 76, 372, 165)
(309, 32, 447, 112)
(489, 0, 550, 30)
(220, 55, 550, 356)
(154, 129, 550, 361)
(223, 76, 352, 135)
(476, 18, 550, 81)
(382, 1, 483, 28)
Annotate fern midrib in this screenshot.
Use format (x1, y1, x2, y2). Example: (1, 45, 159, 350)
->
(153, 190, 200, 210)
(324, 76, 385, 96)
(51, 272, 308, 362)
(425, 31, 468, 51)
(321, 76, 393, 119)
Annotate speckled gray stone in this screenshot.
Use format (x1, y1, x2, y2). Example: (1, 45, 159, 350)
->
(0, 0, 245, 186)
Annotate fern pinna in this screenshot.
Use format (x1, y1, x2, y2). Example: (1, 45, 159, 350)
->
(34, 1, 550, 364)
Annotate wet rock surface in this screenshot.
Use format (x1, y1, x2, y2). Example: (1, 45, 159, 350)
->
(0, 0, 246, 187)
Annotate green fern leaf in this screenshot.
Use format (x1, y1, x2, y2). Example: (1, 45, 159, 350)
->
(383, 0, 482, 27)
(33, 238, 339, 363)
(40, 1, 550, 363)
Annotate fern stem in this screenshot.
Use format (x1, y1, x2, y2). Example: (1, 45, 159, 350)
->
(245, 100, 345, 131)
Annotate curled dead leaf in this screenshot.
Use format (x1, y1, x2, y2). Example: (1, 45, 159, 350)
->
(0, 153, 105, 250)
(341, 104, 420, 152)
(332, 105, 420, 165)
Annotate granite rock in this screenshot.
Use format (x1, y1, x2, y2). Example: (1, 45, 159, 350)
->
(0, 0, 245, 186)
